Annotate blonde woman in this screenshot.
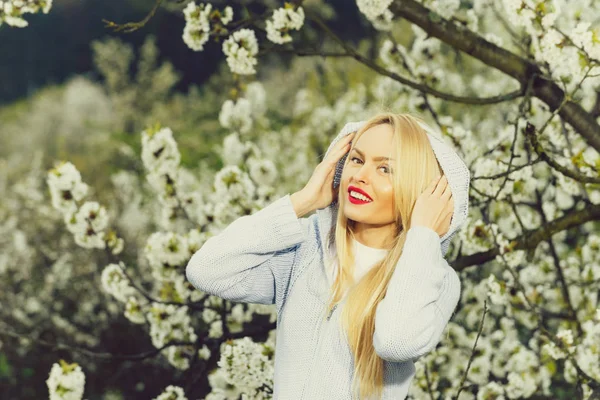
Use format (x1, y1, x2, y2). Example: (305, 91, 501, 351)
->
(186, 112, 470, 399)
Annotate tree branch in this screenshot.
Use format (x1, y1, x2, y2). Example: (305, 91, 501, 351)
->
(102, 0, 164, 33)
(524, 122, 600, 184)
(389, 0, 600, 153)
(301, 10, 525, 105)
(0, 326, 193, 361)
(451, 203, 600, 271)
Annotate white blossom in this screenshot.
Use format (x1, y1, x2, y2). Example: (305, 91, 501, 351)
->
(356, 0, 393, 21)
(47, 161, 89, 215)
(505, 371, 538, 398)
(486, 274, 508, 306)
(477, 381, 505, 400)
(141, 126, 181, 176)
(182, 2, 212, 51)
(46, 360, 85, 400)
(221, 133, 248, 165)
(198, 344, 211, 360)
(145, 231, 191, 281)
(101, 262, 137, 303)
(266, 5, 305, 44)
(220, 6, 233, 25)
(153, 385, 188, 400)
(219, 97, 253, 134)
(247, 157, 278, 187)
(0, 0, 53, 27)
(147, 303, 197, 348)
(213, 165, 256, 200)
(542, 341, 567, 360)
(222, 28, 259, 75)
(217, 336, 275, 398)
(124, 296, 146, 324)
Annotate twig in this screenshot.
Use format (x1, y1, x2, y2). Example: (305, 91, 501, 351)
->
(102, 0, 165, 33)
(455, 299, 488, 400)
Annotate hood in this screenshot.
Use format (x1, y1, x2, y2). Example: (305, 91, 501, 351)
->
(315, 120, 471, 258)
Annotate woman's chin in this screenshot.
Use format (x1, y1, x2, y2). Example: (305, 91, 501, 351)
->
(342, 206, 367, 223)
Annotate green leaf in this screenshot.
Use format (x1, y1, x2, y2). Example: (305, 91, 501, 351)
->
(0, 353, 12, 378)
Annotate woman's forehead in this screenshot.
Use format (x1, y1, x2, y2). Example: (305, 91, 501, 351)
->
(352, 124, 396, 156)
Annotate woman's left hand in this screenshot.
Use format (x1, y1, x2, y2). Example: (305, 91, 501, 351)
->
(410, 175, 454, 237)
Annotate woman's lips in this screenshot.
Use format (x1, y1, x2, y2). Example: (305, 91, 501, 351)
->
(348, 193, 372, 205)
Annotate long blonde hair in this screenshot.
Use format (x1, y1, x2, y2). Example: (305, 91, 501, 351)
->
(324, 112, 443, 399)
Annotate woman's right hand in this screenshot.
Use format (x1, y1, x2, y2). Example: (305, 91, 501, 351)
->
(291, 132, 356, 216)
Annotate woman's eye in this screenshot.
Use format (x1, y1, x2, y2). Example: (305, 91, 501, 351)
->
(351, 157, 390, 173)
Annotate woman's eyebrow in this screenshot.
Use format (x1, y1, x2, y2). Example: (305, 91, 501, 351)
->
(351, 147, 395, 162)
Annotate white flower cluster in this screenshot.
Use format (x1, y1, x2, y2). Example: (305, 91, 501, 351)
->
(0, 0, 52, 27)
(266, 4, 305, 44)
(142, 126, 181, 181)
(356, 0, 393, 21)
(153, 385, 188, 400)
(542, 340, 568, 360)
(147, 303, 197, 349)
(378, 25, 452, 92)
(219, 97, 253, 134)
(486, 274, 509, 306)
(46, 360, 85, 400)
(198, 344, 211, 360)
(222, 28, 259, 75)
(141, 125, 204, 227)
(426, 0, 461, 19)
(501, 0, 600, 90)
(144, 230, 208, 282)
(219, 81, 267, 137)
(146, 302, 198, 370)
(215, 336, 275, 399)
(214, 166, 256, 201)
(100, 262, 137, 303)
(182, 2, 233, 52)
(46, 161, 88, 215)
(542, 327, 578, 360)
(124, 296, 146, 324)
(209, 165, 258, 226)
(64, 201, 109, 249)
(548, 317, 600, 386)
(47, 161, 124, 253)
(476, 381, 506, 399)
(182, 2, 212, 51)
(221, 133, 250, 165)
(457, 218, 499, 254)
(572, 318, 600, 381)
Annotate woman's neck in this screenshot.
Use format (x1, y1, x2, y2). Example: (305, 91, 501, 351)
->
(352, 221, 397, 250)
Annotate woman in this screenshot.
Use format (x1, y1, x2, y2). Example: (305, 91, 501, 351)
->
(186, 112, 470, 399)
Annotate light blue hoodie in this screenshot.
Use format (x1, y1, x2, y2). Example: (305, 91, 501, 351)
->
(186, 120, 471, 399)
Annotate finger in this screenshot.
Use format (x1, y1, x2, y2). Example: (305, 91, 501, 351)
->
(328, 133, 355, 159)
(332, 138, 354, 160)
(427, 175, 441, 194)
(336, 132, 356, 148)
(328, 143, 351, 166)
(441, 180, 452, 198)
(433, 175, 447, 196)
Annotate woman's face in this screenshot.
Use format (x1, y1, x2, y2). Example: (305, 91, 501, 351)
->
(341, 124, 396, 228)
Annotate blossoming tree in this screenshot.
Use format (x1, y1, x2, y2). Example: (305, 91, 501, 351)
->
(1, 0, 600, 399)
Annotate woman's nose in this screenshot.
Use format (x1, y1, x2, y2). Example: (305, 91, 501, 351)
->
(352, 165, 370, 184)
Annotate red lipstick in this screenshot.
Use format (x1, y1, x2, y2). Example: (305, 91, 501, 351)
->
(348, 185, 373, 205)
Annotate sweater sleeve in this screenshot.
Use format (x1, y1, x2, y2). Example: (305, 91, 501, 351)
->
(372, 225, 461, 363)
(185, 193, 311, 306)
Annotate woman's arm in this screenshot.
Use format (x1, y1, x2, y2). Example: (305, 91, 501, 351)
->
(372, 225, 461, 363)
(185, 193, 315, 306)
